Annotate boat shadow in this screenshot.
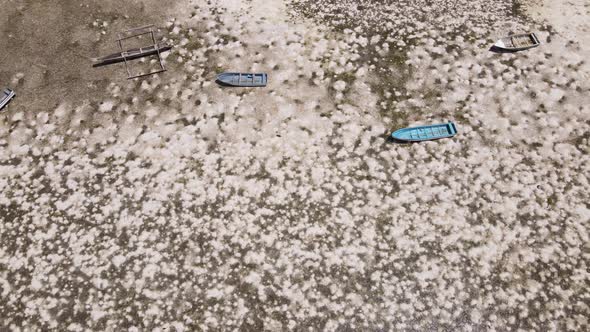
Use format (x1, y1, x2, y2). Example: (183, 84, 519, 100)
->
(215, 79, 266, 88)
(385, 134, 452, 144)
(92, 58, 128, 68)
(92, 62, 118, 68)
(489, 46, 519, 54)
(386, 134, 413, 145)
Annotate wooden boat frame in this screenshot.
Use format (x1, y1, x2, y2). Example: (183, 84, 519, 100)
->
(93, 25, 171, 79)
(92, 42, 172, 67)
(117, 25, 168, 79)
(0, 88, 15, 111)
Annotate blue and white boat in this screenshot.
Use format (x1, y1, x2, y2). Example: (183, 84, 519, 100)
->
(392, 122, 457, 142)
(0, 88, 15, 111)
(216, 72, 267, 87)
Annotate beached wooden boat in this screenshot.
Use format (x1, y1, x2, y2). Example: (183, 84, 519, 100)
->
(0, 89, 15, 111)
(392, 122, 457, 142)
(216, 72, 268, 87)
(494, 33, 540, 51)
(92, 42, 172, 67)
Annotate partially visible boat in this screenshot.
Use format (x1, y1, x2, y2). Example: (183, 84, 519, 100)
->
(392, 122, 457, 142)
(493, 33, 540, 52)
(216, 72, 268, 87)
(0, 88, 15, 111)
(92, 42, 173, 67)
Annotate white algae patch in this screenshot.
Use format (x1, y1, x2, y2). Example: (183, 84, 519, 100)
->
(0, 0, 589, 331)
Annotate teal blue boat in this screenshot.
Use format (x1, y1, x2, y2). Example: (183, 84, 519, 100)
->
(391, 122, 457, 142)
(216, 72, 268, 87)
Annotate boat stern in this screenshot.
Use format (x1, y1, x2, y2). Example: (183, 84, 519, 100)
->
(448, 122, 458, 136)
(530, 33, 541, 46)
(3, 88, 15, 97)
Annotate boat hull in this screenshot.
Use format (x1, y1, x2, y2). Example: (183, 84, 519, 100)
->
(92, 43, 172, 67)
(0, 88, 15, 111)
(391, 122, 457, 142)
(216, 72, 268, 87)
(493, 33, 540, 52)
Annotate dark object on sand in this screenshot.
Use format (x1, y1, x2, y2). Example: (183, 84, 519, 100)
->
(391, 122, 457, 142)
(92, 42, 172, 67)
(93, 25, 172, 79)
(0, 89, 15, 111)
(216, 72, 268, 87)
(492, 33, 541, 52)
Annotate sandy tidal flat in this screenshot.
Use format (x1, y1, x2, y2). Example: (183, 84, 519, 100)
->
(0, 0, 589, 331)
